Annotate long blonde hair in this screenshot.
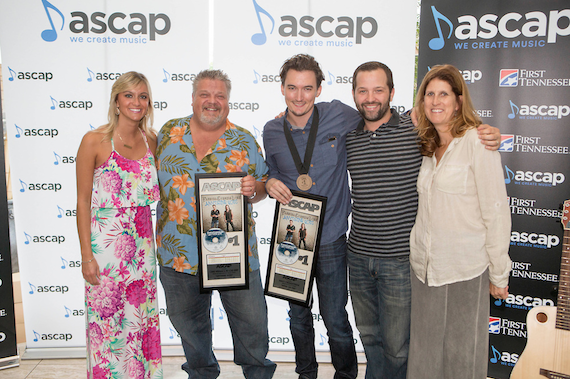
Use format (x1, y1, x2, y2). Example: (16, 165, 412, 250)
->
(415, 64, 481, 157)
(95, 71, 155, 141)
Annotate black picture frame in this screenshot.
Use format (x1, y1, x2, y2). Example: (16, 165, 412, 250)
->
(195, 172, 248, 292)
(264, 190, 327, 306)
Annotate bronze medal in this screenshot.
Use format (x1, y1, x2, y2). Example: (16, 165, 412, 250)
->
(296, 174, 312, 191)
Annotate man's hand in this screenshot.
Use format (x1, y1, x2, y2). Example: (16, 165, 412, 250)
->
(477, 124, 501, 151)
(240, 175, 257, 198)
(266, 178, 292, 204)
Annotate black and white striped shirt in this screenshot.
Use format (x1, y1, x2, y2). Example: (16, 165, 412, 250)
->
(346, 110, 422, 257)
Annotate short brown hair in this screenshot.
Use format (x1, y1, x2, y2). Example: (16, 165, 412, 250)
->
(352, 61, 394, 92)
(280, 54, 324, 87)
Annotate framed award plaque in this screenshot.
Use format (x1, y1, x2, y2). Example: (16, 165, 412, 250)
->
(265, 191, 327, 306)
(195, 172, 248, 292)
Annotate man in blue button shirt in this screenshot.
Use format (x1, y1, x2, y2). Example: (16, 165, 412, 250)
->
(263, 54, 361, 379)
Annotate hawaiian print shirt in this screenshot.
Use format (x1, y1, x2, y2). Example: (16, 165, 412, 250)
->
(156, 115, 268, 275)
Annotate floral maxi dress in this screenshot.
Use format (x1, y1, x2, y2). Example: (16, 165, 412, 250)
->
(86, 135, 162, 379)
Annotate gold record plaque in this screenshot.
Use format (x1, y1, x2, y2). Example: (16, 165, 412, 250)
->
(195, 172, 248, 292)
(265, 191, 327, 306)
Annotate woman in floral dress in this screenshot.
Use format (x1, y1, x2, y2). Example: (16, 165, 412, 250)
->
(76, 72, 162, 379)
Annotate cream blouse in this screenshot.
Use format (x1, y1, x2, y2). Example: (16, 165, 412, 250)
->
(410, 128, 511, 287)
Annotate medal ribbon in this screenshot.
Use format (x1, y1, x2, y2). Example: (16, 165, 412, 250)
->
(282, 107, 319, 176)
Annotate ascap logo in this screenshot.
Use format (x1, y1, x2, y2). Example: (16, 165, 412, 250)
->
(229, 102, 260, 112)
(39, 1, 171, 43)
(19, 180, 63, 192)
(7, 67, 53, 82)
(427, 5, 570, 50)
(253, 70, 281, 84)
(86, 68, 124, 82)
(459, 69, 482, 83)
(33, 330, 73, 342)
(287, 200, 320, 212)
(15, 125, 58, 138)
(268, 336, 290, 345)
(504, 165, 565, 187)
(250, 0, 377, 47)
(490, 345, 519, 366)
(49, 96, 93, 111)
(28, 282, 69, 294)
(201, 182, 241, 192)
(498, 293, 555, 311)
(161, 69, 197, 83)
(510, 230, 559, 249)
(24, 232, 66, 244)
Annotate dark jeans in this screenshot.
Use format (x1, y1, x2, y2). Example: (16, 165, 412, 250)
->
(288, 236, 357, 379)
(348, 253, 411, 379)
(160, 267, 276, 378)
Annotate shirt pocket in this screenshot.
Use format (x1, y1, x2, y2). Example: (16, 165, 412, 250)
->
(416, 165, 433, 194)
(436, 164, 468, 194)
(315, 133, 339, 168)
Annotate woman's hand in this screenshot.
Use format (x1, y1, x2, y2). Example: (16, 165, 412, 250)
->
(82, 258, 101, 286)
(489, 283, 509, 300)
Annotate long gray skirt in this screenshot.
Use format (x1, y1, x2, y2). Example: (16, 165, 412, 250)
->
(407, 270, 489, 379)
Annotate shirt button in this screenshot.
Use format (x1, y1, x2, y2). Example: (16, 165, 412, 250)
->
(331, 144, 334, 148)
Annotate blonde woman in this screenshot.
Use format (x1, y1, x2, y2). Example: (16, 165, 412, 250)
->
(76, 72, 162, 378)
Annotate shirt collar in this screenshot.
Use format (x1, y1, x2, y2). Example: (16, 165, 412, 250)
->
(355, 108, 400, 132)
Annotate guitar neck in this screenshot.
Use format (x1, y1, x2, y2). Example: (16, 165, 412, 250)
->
(557, 229, 570, 332)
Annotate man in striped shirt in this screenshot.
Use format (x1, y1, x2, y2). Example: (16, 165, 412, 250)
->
(346, 62, 499, 379)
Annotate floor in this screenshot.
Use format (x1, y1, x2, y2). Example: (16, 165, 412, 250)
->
(0, 344, 367, 378)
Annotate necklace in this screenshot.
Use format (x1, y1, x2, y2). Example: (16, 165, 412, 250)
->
(117, 132, 133, 149)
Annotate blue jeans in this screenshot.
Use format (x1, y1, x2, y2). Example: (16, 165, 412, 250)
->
(288, 236, 357, 379)
(348, 253, 411, 379)
(160, 266, 276, 379)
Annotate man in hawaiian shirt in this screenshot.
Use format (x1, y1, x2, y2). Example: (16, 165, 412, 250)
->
(156, 69, 276, 378)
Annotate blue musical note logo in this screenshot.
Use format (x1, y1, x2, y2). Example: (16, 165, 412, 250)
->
(490, 345, 501, 363)
(169, 327, 178, 339)
(60, 256, 68, 269)
(162, 68, 169, 83)
(24, 232, 32, 245)
(251, 0, 274, 45)
(89, 124, 96, 130)
(327, 71, 334, 86)
(50, 96, 57, 110)
(218, 307, 227, 320)
(33, 330, 40, 342)
(57, 205, 64, 218)
(29, 282, 37, 294)
(494, 298, 503, 307)
(53, 151, 62, 165)
(8, 67, 16, 81)
(40, 0, 65, 42)
(507, 100, 519, 120)
(253, 125, 262, 139)
(64, 305, 71, 317)
(253, 70, 261, 84)
(285, 309, 290, 322)
(319, 334, 327, 346)
(86, 68, 95, 82)
(15, 124, 23, 138)
(429, 6, 453, 50)
(19, 179, 27, 192)
(504, 165, 515, 185)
